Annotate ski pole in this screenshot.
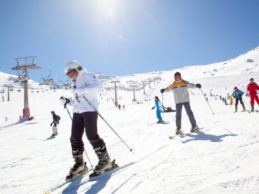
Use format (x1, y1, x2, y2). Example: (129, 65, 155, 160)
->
(65, 106, 72, 120)
(221, 126, 235, 135)
(161, 93, 164, 106)
(200, 88, 215, 115)
(82, 96, 133, 152)
(242, 96, 249, 109)
(64, 106, 94, 168)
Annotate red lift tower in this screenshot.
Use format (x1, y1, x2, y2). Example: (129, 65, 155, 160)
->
(12, 56, 41, 120)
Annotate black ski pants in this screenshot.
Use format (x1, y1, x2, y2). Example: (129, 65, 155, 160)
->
(235, 97, 244, 106)
(70, 112, 105, 153)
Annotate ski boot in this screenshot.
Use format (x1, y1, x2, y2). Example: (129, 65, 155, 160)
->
(89, 145, 115, 178)
(234, 105, 238, 113)
(89, 145, 119, 178)
(176, 128, 184, 136)
(191, 125, 199, 132)
(66, 150, 88, 181)
(94, 145, 113, 173)
(157, 119, 166, 124)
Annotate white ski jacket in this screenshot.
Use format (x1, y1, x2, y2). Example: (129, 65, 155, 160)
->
(69, 69, 101, 113)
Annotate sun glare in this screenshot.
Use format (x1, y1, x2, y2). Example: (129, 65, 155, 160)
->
(95, 0, 119, 19)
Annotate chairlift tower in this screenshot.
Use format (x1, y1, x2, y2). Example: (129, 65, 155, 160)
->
(12, 56, 41, 120)
(111, 80, 120, 106)
(142, 81, 146, 95)
(131, 85, 137, 102)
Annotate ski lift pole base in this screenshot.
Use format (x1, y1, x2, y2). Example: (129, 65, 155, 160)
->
(21, 107, 33, 121)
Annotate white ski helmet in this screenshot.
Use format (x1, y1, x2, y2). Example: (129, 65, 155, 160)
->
(64, 60, 83, 74)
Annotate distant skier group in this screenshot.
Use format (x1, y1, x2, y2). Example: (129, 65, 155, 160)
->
(226, 77, 259, 112)
(151, 73, 259, 134)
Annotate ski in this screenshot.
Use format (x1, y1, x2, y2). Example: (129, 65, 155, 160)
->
(88, 161, 135, 182)
(147, 121, 169, 126)
(169, 127, 200, 139)
(56, 161, 135, 193)
(44, 168, 93, 194)
(44, 161, 134, 194)
(159, 121, 170, 124)
(247, 110, 259, 113)
(89, 159, 118, 179)
(169, 133, 185, 139)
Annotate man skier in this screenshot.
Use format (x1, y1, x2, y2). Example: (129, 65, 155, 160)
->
(232, 86, 246, 112)
(160, 72, 201, 135)
(60, 60, 114, 180)
(152, 96, 165, 123)
(247, 78, 259, 112)
(50, 111, 60, 136)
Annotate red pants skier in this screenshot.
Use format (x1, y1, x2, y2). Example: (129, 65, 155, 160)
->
(247, 78, 259, 112)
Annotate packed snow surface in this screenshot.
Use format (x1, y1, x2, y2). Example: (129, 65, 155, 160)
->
(0, 47, 259, 194)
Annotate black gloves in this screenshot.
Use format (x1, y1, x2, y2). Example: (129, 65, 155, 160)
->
(160, 89, 166, 93)
(196, 84, 201, 88)
(60, 96, 70, 108)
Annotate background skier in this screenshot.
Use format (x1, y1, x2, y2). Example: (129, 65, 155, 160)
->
(247, 78, 259, 112)
(50, 111, 60, 136)
(60, 60, 115, 180)
(232, 86, 246, 112)
(160, 72, 201, 135)
(151, 96, 165, 123)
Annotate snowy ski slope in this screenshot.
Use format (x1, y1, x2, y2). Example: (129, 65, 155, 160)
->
(0, 47, 259, 194)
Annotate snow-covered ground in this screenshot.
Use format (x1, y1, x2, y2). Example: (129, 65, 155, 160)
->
(1, 47, 259, 194)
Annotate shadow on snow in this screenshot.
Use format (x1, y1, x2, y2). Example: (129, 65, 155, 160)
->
(182, 130, 237, 143)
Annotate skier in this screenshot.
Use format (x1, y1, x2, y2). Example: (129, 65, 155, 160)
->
(151, 96, 165, 123)
(247, 78, 259, 112)
(60, 60, 114, 180)
(50, 111, 60, 136)
(160, 72, 201, 135)
(232, 86, 246, 112)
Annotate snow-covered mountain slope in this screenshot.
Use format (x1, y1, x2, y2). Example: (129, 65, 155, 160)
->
(0, 71, 49, 91)
(0, 47, 259, 194)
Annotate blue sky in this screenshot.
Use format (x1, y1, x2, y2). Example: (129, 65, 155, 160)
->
(0, 0, 259, 83)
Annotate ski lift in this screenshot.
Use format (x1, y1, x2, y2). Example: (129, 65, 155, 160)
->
(18, 75, 29, 82)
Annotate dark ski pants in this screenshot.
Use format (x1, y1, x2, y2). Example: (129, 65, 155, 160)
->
(235, 97, 244, 106)
(70, 112, 105, 153)
(235, 97, 246, 111)
(235, 97, 245, 106)
(176, 102, 196, 129)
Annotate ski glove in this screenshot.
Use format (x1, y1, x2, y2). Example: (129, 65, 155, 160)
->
(60, 96, 70, 108)
(196, 84, 201, 88)
(152, 106, 155, 110)
(160, 89, 166, 93)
